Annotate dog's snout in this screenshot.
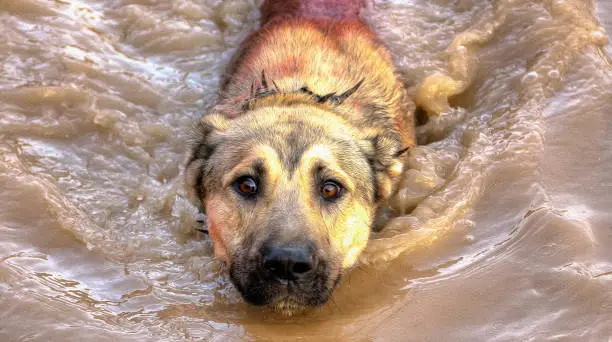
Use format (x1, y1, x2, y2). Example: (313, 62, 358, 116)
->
(261, 245, 316, 280)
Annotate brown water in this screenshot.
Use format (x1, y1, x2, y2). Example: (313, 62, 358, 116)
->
(1, 0, 611, 340)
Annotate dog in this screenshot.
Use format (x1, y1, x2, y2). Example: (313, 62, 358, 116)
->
(184, 0, 416, 315)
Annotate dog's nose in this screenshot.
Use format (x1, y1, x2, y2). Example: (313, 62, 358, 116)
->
(261, 245, 315, 280)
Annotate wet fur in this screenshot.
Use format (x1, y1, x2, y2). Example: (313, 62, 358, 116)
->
(185, 0, 416, 315)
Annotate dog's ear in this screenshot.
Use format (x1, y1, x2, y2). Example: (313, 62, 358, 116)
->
(359, 133, 409, 203)
(184, 113, 230, 207)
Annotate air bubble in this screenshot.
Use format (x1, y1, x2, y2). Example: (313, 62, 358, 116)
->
(547, 69, 560, 79)
(521, 71, 539, 85)
(590, 30, 608, 46)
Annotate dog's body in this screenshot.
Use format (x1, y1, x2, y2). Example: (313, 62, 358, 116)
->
(185, 0, 415, 315)
(217, 1, 415, 148)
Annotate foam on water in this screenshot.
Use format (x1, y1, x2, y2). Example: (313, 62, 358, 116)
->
(1, 0, 611, 340)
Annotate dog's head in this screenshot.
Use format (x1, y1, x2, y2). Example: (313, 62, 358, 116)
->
(185, 92, 405, 315)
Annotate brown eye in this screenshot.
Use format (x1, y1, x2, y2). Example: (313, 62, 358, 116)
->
(235, 176, 258, 197)
(320, 181, 342, 200)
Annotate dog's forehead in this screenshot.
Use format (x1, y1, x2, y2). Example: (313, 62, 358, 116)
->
(216, 139, 352, 175)
(215, 113, 365, 173)
(233, 105, 357, 137)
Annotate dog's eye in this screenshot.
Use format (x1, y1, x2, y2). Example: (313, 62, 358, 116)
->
(234, 176, 258, 197)
(320, 181, 342, 201)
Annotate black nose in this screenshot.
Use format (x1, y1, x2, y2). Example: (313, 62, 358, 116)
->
(261, 245, 316, 281)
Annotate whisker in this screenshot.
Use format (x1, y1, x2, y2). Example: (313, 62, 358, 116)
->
(261, 70, 268, 90)
(394, 146, 411, 158)
(328, 295, 341, 313)
(333, 78, 364, 105)
(272, 80, 281, 92)
(355, 264, 375, 279)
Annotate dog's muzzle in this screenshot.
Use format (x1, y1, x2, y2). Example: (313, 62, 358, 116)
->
(229, 238, 337, 311)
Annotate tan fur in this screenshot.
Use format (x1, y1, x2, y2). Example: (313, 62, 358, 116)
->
(184, 1, 416, 314)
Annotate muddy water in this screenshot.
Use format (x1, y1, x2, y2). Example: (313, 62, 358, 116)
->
(0, 0, 611, 340)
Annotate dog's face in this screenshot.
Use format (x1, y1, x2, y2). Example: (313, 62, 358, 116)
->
(185, 98, 404, 315)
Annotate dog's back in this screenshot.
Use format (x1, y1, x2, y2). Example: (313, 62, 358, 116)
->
(217, 0, 415, 148)
(261, 0, 364, 23)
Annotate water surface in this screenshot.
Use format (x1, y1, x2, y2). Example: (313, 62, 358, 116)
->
(1, 0, 611, 340)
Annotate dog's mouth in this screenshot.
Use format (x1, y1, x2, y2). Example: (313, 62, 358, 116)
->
(266, 280, 338, 316)
(271, 295, 309, 316)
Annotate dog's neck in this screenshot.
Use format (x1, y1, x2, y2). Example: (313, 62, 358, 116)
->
(240, 71, 364, 112)
(215, 71, 365, 121)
